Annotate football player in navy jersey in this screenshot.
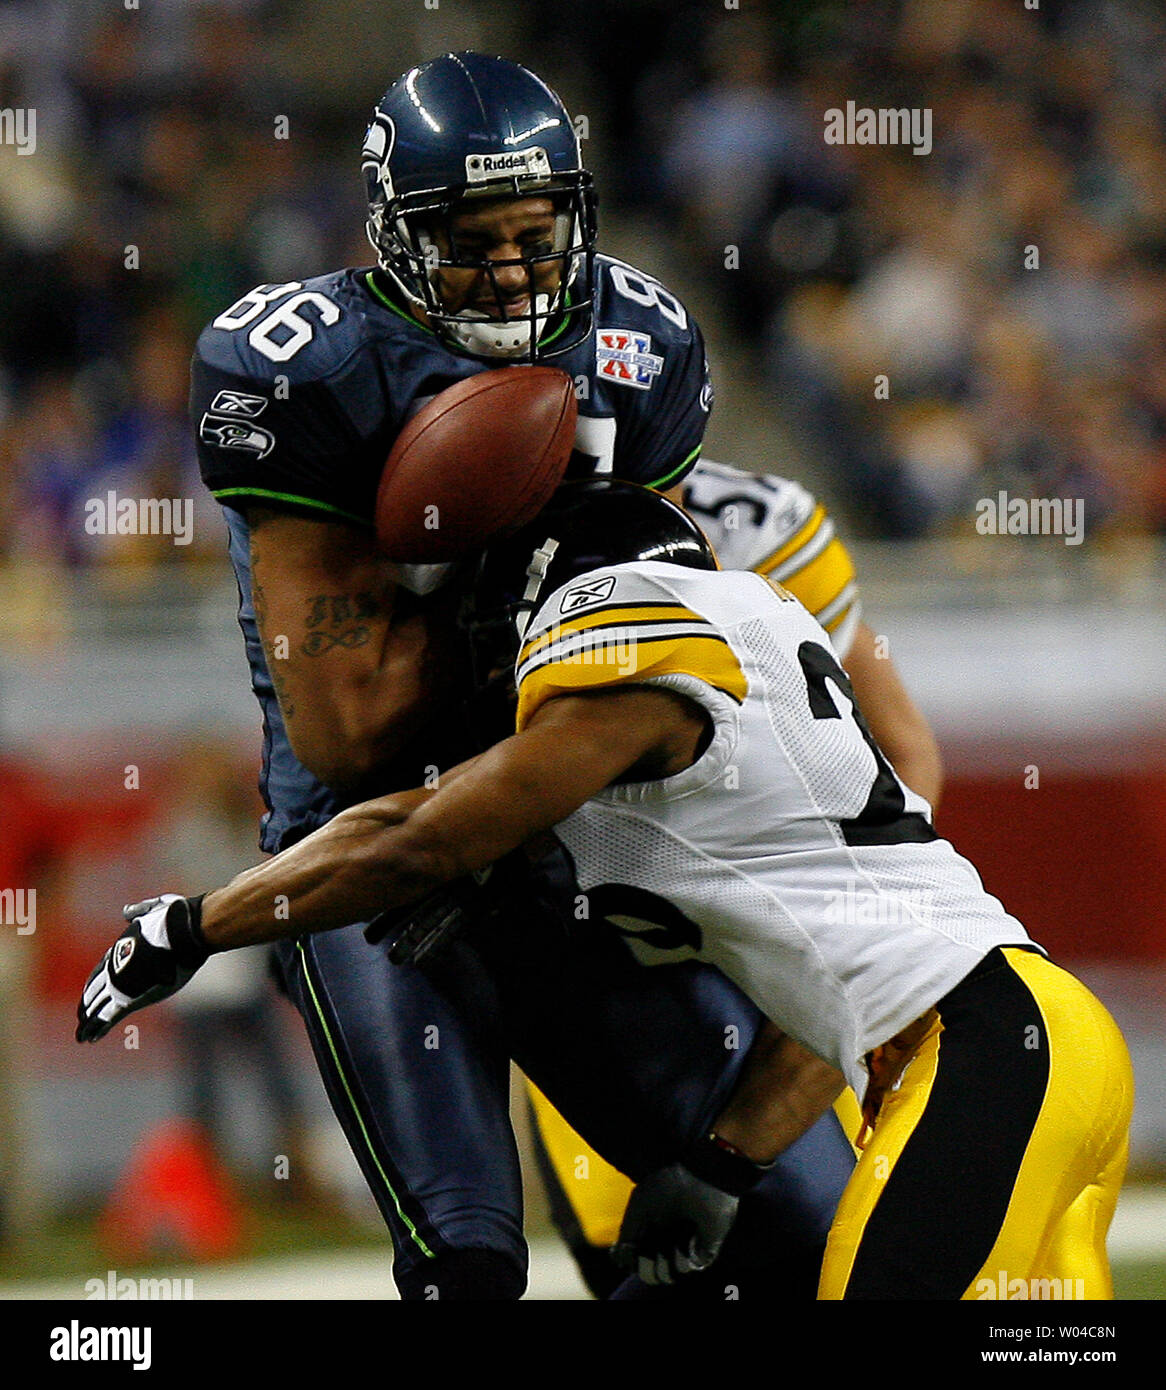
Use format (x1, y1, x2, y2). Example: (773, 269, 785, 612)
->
(177, 52, 924, 1300)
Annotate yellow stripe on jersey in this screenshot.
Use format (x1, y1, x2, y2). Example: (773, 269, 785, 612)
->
(754, 503, 828, 577)
(788, 537, 858, 631)
(517, 631, 748, 730)
(754, 503, 858, 635)
(817, 578, 861, 636)
(519, 604, 704, 666)
(832, 1087, 866, 1157)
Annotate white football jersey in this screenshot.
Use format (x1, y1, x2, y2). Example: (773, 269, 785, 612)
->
(515, 561, 1034, 1099)
(683, 459, 862, 658)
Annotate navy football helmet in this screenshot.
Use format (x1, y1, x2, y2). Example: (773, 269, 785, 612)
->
(362, 53, 598, 362)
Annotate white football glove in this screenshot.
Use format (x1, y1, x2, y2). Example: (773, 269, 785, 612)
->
(76, 894, 209, 1042)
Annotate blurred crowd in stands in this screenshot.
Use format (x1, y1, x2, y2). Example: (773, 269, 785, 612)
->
(574, 0, 1166, 539)
(1, 0, 1164, 591)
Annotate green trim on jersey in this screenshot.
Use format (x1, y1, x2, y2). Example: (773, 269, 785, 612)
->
(295, 939, 437, 1260)
(647, 445, 702, 491)
(212, 487, 371, 528)
(364, 270, 433, 332)
(533, 288, 575, 349)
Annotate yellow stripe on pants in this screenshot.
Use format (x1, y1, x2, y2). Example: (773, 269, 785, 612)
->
(818, 950, 1133, 1300)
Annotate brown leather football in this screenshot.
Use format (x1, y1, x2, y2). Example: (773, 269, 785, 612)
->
(375, 367, 577, 562)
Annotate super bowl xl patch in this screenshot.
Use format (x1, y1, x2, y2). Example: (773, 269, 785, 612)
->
(596, 329, 664, 390)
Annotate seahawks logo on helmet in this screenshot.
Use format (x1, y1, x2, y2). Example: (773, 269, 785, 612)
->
(361, 113, 396, 199)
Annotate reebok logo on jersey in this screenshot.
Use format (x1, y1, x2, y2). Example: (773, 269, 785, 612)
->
(199, 414, 275, 458)
(466, 147, 551, 182)
(208, 390, 269, 418)
(560, 575, 617, 613)
(597, 330, 664, 389)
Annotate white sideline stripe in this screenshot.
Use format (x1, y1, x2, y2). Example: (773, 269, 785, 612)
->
(2, 1190, 1164, 1301)
(1108, 1186, 1166, 1260)
(0, 1238, 591, 1301)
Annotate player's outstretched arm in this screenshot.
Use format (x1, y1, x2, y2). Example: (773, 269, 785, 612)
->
(842, 620, 943, 809)
(198, 686, 703, 949)
(77, 687, 706, 1039)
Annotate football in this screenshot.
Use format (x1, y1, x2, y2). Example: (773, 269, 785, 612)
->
(375, 367, 578, 562)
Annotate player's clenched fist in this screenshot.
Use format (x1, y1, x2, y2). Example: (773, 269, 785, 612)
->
(76, 894, 210, 1042)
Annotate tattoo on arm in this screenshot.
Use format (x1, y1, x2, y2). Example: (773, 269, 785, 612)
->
(247, 513, 393, 730)
(301, 592, 382, 656)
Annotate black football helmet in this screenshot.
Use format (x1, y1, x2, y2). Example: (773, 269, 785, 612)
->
(460, 480, 717, 726)
(362, 52, 597, 363)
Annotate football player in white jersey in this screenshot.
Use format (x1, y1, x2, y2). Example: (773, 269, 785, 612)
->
(528, 456, 944, 1280)
(75, 481, 1132, 1298)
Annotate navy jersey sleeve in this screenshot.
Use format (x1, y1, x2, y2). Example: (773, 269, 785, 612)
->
(616, 317, 712, 490)
(192, 354, 385, 526)
(588, 258, 714, 491)
(190, 274, 405, 526)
